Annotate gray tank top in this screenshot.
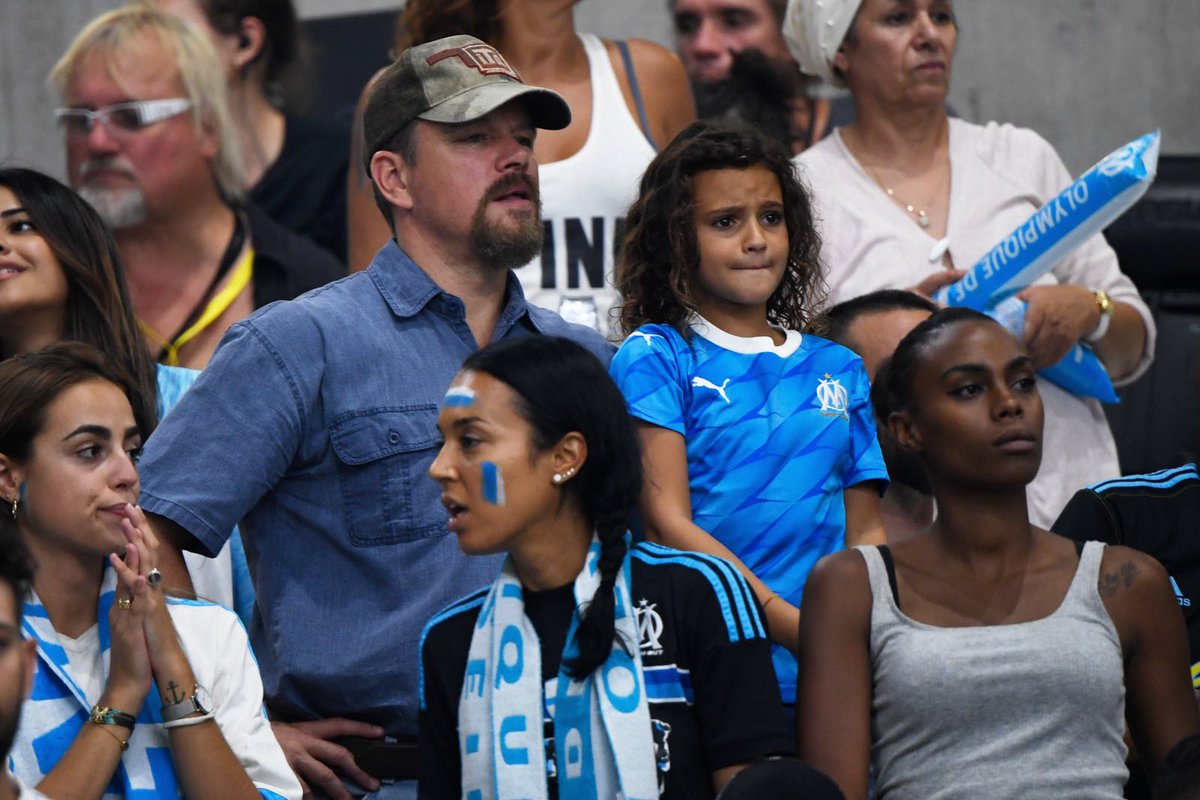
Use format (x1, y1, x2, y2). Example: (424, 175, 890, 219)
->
(858, 541, 1128, 799)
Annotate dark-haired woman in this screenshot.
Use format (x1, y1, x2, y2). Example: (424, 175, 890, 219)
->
(0, 168, 157, 437)
(796, 309, 1199, 800)
(2, 343, 299, 799)
(155, 0, 349, 263)
(419, 336, 793, 798)
(0, 167, 251, 621)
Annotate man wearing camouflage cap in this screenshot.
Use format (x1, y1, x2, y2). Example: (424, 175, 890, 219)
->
(136, 35, 610, 799)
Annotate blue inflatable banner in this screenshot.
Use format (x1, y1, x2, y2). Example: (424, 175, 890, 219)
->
(936, 131, 1160, 311)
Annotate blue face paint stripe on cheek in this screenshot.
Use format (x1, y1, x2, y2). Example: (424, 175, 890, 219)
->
(481, 462, 506, 506)
(18, 482, 25, 502)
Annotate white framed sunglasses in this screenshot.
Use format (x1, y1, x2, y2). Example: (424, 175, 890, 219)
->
(54, 98, 193, 138)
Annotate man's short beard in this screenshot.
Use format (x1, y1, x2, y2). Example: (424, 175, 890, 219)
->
(78, 185, 147, 230)
(469, 176, 543, 271)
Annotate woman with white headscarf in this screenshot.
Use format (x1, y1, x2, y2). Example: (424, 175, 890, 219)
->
(782, 0, 1155, 528)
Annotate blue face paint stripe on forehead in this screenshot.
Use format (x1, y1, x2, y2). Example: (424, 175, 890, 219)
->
(444, 386, 477, 407)
(481, 461, 505, 505)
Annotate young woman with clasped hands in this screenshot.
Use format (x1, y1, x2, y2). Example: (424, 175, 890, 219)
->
(1, 344, 298, 799)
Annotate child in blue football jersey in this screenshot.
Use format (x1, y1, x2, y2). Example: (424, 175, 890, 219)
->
(610, 120, 888, 705)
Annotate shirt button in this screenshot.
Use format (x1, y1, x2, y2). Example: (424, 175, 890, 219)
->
(388, 430, 400, 444)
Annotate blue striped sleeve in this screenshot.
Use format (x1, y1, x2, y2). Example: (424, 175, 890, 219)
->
(1090, 464, 1199, 493)
(418, 590, 488, 711)
(633, 543, 765, 641)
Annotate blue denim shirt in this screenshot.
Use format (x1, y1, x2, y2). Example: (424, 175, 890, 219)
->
(138, 241, 612, 735)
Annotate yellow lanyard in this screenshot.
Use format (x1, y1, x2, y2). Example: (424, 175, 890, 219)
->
(140, 246, 254, 366)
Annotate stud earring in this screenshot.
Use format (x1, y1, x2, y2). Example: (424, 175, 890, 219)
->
(552, 473, 564, 485)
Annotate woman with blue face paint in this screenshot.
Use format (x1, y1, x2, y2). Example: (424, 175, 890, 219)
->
(0, 343, 299, 799)
(420, 336, 806, 799)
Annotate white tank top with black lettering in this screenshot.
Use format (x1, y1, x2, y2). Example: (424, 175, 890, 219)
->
(512, 32, 656, 337)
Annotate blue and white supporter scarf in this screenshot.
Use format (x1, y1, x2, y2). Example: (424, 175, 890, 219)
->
(12, 567, 175, 798)
(459, 535, 658, 800)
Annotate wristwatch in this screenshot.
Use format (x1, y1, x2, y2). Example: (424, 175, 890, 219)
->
(1085, 288, 1114, 343)
(161, 684, 213, 723)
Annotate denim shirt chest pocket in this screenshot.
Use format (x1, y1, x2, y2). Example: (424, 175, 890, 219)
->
(329, 405, 444, 545)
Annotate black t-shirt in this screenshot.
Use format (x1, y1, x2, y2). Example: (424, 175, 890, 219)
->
(250, 112, 350, 265)
(244, 202, 345, 309)
(418, 543, 793, 799)
(1053, 464, 1200, 688)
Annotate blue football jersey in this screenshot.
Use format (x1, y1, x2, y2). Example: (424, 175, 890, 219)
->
(610, 318, 888, 701)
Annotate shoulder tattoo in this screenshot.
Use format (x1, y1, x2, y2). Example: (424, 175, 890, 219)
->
(1098, 560, 1140, 597)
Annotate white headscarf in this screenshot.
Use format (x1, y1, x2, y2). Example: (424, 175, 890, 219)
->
(782, 0, 864, 84)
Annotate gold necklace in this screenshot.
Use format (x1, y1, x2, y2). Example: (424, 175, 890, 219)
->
(882, 185, 931, 228)
(860, 161, 932, 229)
(844, 129, 938, 230)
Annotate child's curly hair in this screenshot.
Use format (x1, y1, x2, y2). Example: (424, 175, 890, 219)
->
(615, 119, 826, 337)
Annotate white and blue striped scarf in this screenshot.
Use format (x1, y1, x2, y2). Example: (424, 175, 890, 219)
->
(459, 536, 658, 800)
(12, 567, 178, 798)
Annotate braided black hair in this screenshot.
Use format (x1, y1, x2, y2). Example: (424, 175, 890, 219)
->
(461, 337, 643, 678)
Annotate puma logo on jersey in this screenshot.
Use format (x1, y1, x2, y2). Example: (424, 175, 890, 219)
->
(630, 331, 664, 347)
(692, 376, 731, 404)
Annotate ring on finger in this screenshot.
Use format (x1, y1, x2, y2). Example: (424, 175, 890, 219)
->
(116, 597, 132, 610)
(146, 568, 163, 588)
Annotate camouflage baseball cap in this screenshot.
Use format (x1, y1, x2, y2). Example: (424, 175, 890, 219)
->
(363, 34, 571, 169)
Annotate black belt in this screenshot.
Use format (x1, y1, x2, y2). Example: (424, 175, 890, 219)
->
(337, 736, 420, 781)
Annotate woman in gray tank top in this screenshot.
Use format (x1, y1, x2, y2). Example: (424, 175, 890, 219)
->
(795, 308, 1199, 799)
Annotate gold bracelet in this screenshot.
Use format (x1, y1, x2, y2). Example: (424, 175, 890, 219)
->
(762, 593, 781, 610)
(91, 722, 129, 751)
